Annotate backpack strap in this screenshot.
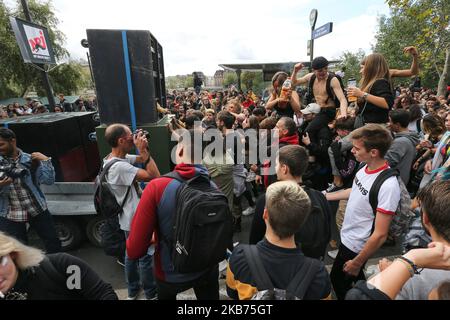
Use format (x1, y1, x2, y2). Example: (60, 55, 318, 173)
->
(286, 258, 321, 299)
(308, 74, 316, 103)
(325, 73, 335, 104)
(242, 245, 274, 291)
(368, 168, 398, 214)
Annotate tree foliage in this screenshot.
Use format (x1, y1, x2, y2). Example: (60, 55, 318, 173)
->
(0, 0, 83, 99)
(223, 72, 237, 88)
(375, 0, 450, 92)
(241, 71, 265, 94)
(338, 49, 366, 85)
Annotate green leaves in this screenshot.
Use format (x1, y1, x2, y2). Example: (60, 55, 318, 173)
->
(375, 0, 449, 88)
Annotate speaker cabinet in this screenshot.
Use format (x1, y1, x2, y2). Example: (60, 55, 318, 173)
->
(87, 29, 165, 126)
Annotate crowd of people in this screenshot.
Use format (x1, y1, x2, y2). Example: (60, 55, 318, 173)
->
(0, 94, 97, 119)
(1, 44, 450, 301)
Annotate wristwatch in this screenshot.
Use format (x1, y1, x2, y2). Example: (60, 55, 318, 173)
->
(363, 92, 369, 100)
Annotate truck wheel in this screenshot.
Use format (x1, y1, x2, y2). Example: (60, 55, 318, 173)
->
(86, 216, 106, 247)
(54, 218, 84, 251)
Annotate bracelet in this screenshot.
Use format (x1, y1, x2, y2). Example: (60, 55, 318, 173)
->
(395, 258, 414, 277)
(397, 256, 423, 276)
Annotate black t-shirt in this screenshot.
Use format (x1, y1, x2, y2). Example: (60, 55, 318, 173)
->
(274, 101, 294, 118)
(7, 253, 118, 300)
(358, 79, 394, 124)
(249, 186, 332, 258)
(227, 239, 331, 300)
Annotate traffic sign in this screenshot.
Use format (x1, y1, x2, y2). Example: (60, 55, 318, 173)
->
(307, 40, 312, 56)
(312, 22, 333, 40)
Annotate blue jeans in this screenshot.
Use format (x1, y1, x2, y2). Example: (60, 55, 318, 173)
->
(124, 231, 157, 298)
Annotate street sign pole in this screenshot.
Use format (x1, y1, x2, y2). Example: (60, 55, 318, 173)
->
(309, 9, 318, 72)
(20, 0, 56, 111)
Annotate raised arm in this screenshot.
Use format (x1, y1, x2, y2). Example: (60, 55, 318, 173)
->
(291, 63, 312, 87)
(390, 46, 419, 78)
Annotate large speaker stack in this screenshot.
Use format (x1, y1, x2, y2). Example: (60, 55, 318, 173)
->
(87, 29, 173, 174)
(86, 29, 166, 125)
(0, 112, 101, 182)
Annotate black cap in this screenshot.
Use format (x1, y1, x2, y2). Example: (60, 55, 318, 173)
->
(312, 56, 329, 70)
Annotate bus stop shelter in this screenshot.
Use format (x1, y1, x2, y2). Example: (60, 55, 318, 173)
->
(219, 60, 341, 90)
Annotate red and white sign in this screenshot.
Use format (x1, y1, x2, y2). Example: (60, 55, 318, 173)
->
(24, 24, 50, 59)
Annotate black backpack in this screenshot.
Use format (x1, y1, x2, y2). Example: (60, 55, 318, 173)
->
(242, 245, 321, 300)
(163, 171, 233, 273)
(306, 72, 347, 108)
(100, 215, 126, 258)
(93, 159, 131, 218)
(295, 188, 331, 260)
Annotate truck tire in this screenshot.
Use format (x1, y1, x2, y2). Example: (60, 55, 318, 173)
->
(86, 216, 106, 247)
(53, 217, 84, 251)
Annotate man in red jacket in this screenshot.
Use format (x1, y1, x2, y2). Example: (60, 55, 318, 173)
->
(257, 117, 300, 188)
(126, 130, 220, 300)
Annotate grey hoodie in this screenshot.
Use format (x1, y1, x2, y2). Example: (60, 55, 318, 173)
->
(385, 131, 420, 184)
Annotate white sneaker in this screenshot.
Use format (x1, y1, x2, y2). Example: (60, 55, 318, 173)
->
(327, 249, 338, 260)
(126, 294, 138, 300)
(242, 206, 255, 216)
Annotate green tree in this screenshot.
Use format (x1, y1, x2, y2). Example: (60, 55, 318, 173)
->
(240, 71, 264, 94)
(223, 72, 237, 88)
(375, 0, 450, 93)
(338, 49, 366, 85)
(183, 75, 194, 89)
(0, 0, 83, 99)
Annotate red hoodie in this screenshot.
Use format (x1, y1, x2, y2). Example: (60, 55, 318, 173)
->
(262, 134, 300, 187)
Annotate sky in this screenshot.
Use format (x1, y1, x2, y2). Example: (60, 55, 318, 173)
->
(5, 0, 391, 76)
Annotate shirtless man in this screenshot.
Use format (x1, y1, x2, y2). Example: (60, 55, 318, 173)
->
(292, 57, 348, 136)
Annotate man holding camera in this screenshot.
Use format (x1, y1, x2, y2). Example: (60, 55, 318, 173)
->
(0, 128, 61, 253)
(103, 124, 160, 300)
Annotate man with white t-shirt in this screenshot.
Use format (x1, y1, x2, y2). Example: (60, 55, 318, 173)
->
(325, 124, 401, 300)
(104, 124, 160, 300)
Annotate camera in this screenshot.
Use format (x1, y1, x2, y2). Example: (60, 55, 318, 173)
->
(133, 129, 150, 139)
(0, 159, 28, 180)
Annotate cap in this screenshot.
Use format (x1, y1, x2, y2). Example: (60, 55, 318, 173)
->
(301, 103, 321, 115)
(312, 56, 329, 70)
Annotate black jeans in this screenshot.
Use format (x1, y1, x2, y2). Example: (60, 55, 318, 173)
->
(0, 210, 62, 253)
(156, 266, 219, 300)
(306, 108, 336, 135)
(330, 243, 366, 300)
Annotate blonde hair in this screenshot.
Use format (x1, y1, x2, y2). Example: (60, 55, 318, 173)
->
(360, 53, 391, 93)
(265, 181, 311, 239)
(0, 232, 45, 270)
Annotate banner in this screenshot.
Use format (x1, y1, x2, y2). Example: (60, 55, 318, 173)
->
(10, 17, 56, 65)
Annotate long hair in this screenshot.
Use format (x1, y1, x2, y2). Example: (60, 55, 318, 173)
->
(359, 53, 391, 92)
(0, 232, 45, 270)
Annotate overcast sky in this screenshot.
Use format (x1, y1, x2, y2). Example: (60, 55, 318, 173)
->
(5, 0, 390, 76)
